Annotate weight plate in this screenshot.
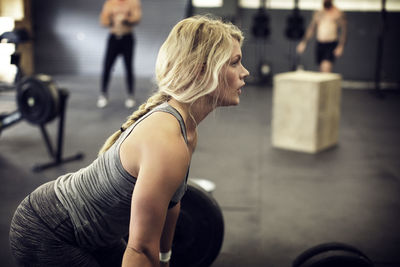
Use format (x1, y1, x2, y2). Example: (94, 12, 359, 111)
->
(292, 242, 374, 267)
(171, 184, 224, 267)
(16, 75, 59, 125)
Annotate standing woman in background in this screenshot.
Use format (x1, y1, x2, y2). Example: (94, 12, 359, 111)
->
(9, 15, 249, 266)
(98, 0, 142, 109)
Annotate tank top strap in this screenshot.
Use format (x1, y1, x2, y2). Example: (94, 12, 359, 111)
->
(116, 102, 188, 148)
(155, 102, 188, 144)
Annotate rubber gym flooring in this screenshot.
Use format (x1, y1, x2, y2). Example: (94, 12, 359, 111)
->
(1, 75, 399, 267)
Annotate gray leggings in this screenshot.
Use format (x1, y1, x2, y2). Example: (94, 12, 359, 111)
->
(9, 181, 126, 267)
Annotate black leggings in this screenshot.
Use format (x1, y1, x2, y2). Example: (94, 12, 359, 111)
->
(9, 181, 126, 267)
(101, 33, 135, 95)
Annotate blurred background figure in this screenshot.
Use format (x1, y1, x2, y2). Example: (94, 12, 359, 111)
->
(296, 0, 347, 73)
(98, 0, 141, 109)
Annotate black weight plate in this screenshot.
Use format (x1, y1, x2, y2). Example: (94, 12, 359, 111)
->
(17, 75, 59, 125)
(293, 242, 374, 267)
(306, 255, 373, 267)
(171, 184, 224, 267)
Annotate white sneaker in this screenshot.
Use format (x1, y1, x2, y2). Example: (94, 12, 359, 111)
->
(97, 95, 108, 108)
(125, 98, 136, 108)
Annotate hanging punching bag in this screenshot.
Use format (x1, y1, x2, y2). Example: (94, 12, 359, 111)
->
(285, 0, 305, 40)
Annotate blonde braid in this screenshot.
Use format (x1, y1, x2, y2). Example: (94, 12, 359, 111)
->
(98, 91, 171, 155)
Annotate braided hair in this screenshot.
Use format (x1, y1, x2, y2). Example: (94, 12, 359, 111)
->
(98, 92, 171, 154)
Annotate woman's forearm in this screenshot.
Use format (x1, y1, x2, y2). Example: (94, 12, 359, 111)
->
(122, 246, 159, 267)
(160, 202, 180, 252)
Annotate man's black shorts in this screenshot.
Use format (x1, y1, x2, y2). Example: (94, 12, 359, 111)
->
(316, 41, 338, 64)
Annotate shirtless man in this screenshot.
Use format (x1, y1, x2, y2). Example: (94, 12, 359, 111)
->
(296, 0, 347, 72)
(98, 0, 142, 109)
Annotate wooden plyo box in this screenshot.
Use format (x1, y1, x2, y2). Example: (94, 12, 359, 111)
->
(271, 71, 342, 153)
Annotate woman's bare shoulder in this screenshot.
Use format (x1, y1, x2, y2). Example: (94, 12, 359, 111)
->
(121, 111, 189, 176)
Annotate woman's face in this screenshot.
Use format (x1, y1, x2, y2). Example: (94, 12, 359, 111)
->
(214, 39, 249, 106)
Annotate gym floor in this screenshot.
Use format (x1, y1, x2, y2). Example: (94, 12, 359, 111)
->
(1, 75, 399, 267)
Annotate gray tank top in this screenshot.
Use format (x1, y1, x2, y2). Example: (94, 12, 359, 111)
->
(54, 102, 188, 248)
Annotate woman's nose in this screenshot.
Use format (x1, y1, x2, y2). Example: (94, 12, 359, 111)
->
(242, 66, 250, 79)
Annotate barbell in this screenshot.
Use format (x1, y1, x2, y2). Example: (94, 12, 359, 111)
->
(124, 180, 225, 267)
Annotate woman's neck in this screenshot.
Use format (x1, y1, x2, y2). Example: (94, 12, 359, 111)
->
(167, 98, 215, 131)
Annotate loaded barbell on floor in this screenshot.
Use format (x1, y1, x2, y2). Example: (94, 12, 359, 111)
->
(124, 179, 224, 267)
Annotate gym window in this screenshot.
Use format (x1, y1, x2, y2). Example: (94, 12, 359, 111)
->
(238, 0, 400, 12)
(193, 0, 223, 8)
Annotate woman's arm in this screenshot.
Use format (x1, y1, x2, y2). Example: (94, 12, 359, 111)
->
(121, 115, 189, 267)
(159, 202, 180, 267)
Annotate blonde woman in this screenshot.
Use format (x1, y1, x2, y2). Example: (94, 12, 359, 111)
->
(9, 15, 249, 267)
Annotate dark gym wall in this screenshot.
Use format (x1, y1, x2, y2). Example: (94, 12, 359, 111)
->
(32, 0, 400, 83)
